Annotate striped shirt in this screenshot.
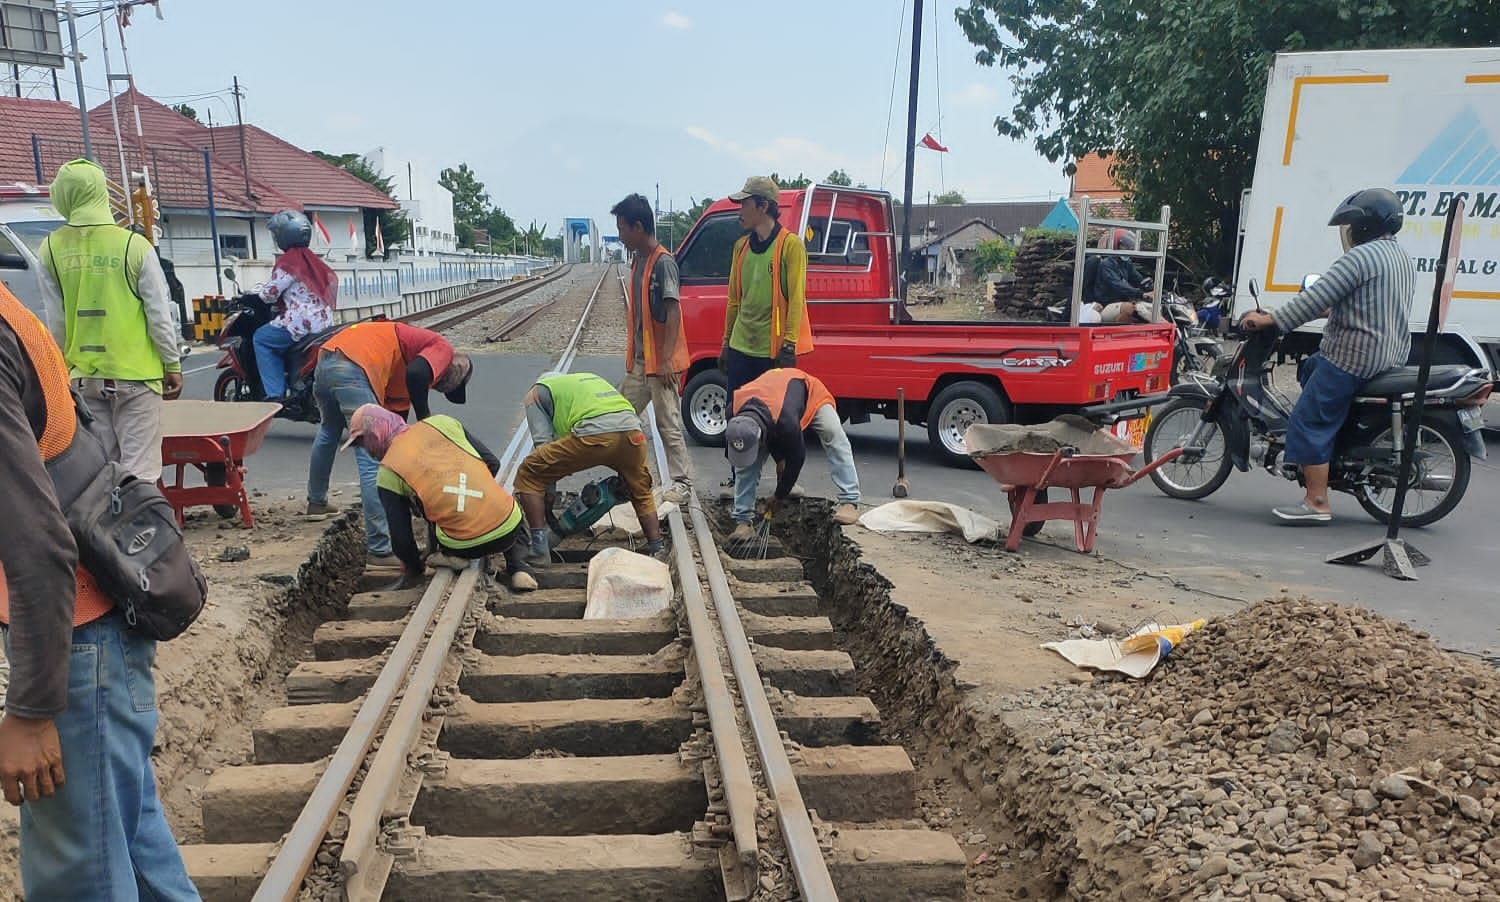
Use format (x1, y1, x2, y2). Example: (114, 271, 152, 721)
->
(1272, 237, 1415, 379)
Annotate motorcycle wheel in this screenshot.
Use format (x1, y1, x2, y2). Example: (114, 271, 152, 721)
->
(214, 370, 252, 403)
(1143, 399, 1233, 500)
(1354, 417, 1471, 528)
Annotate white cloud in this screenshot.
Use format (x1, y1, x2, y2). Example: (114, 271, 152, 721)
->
(683, 126, 845, 172)
(661, 11, 691, 29)
(953, 82, 999, 108)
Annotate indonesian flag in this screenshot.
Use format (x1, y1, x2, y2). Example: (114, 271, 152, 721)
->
(919, 133, 949, 153)
(348, 218, 358, 248)
(374, 219, 386, 256)
(312, 213, 332, 246)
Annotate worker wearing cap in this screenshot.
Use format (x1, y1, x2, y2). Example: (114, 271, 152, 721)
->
(341, 404, 538, 593)
(725, 367, 860, 542)
(720, 175, 814, 410)
(307, 320, 473, 568)
(515, 372, 663, 563)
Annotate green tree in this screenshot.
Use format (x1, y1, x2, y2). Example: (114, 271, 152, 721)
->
(171, 103, 199, 122)
(310, 150, 411, 255)
(955, 0, 1499, 267)
(485, 206, 518, 250)
(771, 172, 811, 189)
(971, 237, 1016, 278)
(439, 163, 491, 249)
(825, 169, 853, 187)
(933, 190, 966, 205)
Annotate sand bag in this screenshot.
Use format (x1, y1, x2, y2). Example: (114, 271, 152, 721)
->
(1042, 619, 1207, 678)
(965, 414, 1135, 458)
(857, 500, 1003, 543)
(584, 546, 672, 619)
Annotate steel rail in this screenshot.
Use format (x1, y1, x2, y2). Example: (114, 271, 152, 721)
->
(687, 501, 840, 901)
(647, 411, 760, 883)
(249, 568, 457, 902)
(339, 565, 481, 887)
(399, 263, 570, 331)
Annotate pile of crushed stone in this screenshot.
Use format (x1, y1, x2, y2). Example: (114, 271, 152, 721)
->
(966, 415, 1135, 457)
(990, 597, 1499, 900)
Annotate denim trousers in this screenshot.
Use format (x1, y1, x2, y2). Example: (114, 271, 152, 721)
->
(307, 353, 391, 554)
(251, 324, 296, 399)
(733, 404, 861, 523)
(3, 613, 200, 901)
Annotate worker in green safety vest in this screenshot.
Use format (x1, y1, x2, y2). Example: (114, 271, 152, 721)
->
(38, 159, 183, 482)
(514, 372, 662, 563)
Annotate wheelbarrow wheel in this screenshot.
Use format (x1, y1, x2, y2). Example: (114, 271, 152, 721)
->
(205, 462, 240, 519)
(1022, 488, 1047, 536)
(1143, 399, 1231, 500)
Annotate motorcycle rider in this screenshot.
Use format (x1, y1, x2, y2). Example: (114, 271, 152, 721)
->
(1241, 188, 1415, 523)
(1083, 229, 1158, 323)
(253, 210, 338, 414)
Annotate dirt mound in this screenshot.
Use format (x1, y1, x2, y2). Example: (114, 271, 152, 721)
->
(966, 416, 1134, 458)
(997, 597, 1499, 899)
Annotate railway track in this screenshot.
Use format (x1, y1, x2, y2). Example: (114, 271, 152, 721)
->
(174, 264, 965, 900)
(399, 264, 572, 332)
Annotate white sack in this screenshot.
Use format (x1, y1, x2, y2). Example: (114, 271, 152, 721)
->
(584, 546, 673, 620)
(856, 500, 1003, 544)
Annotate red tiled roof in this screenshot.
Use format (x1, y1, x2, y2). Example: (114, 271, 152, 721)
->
(1070, 153, 1128, 201)
(0, 90, 394, 215)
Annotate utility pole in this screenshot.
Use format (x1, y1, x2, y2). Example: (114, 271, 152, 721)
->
(898, 0, 924, 303)
(232, 76, 251, 200)
(63, 3, 93, 160)
(112, 0, 153, 197)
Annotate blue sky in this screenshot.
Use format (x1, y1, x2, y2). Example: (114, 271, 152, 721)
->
(69, 1, 1068, 236)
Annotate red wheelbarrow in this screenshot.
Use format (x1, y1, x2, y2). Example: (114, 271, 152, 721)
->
(158, 401, 281, 528)
(969, 444, 1184, 554)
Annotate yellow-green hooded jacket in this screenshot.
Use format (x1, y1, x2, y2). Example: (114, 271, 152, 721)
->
(39, 159, 180, 385)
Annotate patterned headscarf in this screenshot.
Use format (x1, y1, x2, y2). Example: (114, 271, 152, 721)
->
(341, 403, 408, 459)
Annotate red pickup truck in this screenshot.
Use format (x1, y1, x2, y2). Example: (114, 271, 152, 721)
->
(675, 186, 1174, 467)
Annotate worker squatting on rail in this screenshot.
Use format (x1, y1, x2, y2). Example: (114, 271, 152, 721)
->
(725, 367, 861, 542)
(341, 403, 540, 593)
(0, 284, 199, 901)
(305, 320, 474, 568)
(515, 372, 664, 564)
(612, 193, 695, 505)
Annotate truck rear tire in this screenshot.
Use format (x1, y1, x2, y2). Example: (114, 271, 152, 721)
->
(683, 369, 729, 447)
(926, 381, 1010, 469)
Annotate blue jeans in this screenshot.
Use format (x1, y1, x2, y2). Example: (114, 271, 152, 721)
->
(308, 353, 391, 554)
(252, 324, 296, 399)
(733, 404, 860, 523)
(3, 614, 200, 901)
(1285, 354, 1363, 466)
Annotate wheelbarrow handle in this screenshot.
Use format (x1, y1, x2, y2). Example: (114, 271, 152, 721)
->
(1034, 448, 1073, 488)
(1117, 447, 1186, 487)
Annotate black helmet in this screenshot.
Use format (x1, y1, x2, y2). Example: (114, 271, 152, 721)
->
(268, 209, 313, 251)
(1329, 188, 1403, 250)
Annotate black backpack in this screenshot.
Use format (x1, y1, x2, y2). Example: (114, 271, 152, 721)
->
(44, 393, 208, 640)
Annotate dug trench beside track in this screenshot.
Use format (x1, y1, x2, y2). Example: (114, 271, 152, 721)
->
(173, 264, 966, 900)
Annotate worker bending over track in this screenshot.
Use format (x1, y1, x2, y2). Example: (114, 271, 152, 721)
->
(307, 320, 473, 569)
(515, 372, 663, 563)
(342, 403, 538, 593)
(725, 367, 861, 541)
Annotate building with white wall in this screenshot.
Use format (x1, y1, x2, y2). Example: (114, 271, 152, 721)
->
(364, 147, 456, 255)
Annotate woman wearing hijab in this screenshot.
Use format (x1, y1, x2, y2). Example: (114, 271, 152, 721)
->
(253, 209, 339, 403)
(343, 404, 538, 592)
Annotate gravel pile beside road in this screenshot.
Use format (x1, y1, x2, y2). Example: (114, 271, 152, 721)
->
(988, 597, 1499, 899)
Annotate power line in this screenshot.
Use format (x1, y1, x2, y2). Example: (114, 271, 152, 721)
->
(879, 0, 909, 191)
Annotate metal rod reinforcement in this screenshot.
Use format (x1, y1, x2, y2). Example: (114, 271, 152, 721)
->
(339, 565, 481, 882)
(251, 569, 457, 902)
(688, 502, 839, 901)
(648, 414, 760, 876)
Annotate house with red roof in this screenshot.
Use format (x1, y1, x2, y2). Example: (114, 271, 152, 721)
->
(1, 89, 402, 300)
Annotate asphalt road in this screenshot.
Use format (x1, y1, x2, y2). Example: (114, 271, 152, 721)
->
(181, 348, 1499, 660)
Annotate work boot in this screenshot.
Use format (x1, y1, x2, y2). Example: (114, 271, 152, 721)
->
(833, 503, 859, 525)
(426, 551, 469, 571)
(306, 500, 339, 517)
(728, 522, 756, 544)
(366, 552, 403, 572)
(661, 482, 692, 506)
(509, 570, 538, 592)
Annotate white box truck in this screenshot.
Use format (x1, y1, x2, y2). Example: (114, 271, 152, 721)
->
(1238, 47, 1500, 371)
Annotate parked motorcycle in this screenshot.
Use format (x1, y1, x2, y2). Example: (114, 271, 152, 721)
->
(1142, 279, 1492, 527)
(1162, 292, 1224, 382)
(212, 292, 352, 424)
